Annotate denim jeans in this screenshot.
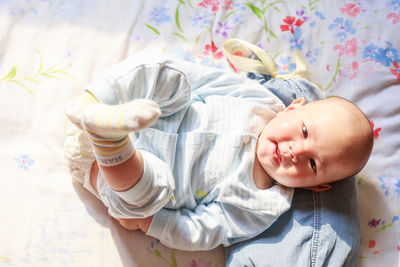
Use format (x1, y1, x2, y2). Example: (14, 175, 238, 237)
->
(246, 73, 325, 106)
(225, 178, 360, 266)
(225, 75, 360, 266)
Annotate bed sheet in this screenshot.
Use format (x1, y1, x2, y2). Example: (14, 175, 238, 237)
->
(0, 0, 398, 266)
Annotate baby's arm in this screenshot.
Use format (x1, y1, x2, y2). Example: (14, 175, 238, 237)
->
(109, 202, 267, 250)
(145, 201, 283, 251)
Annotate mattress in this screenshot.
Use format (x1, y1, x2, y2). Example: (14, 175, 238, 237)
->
(0, 0, 398, 266)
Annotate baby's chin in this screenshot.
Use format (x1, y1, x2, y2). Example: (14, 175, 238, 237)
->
(267, 174, 303, 188)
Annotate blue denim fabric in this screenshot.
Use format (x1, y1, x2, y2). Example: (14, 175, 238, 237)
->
(225, 179, 360, 267)
(247, 73, 324, 105)
(225, 75, 360, 267)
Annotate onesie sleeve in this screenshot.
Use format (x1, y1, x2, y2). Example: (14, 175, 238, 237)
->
(147, 186, 292, 251)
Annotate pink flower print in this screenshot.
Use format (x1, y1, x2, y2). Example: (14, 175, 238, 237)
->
(368, 218, 381, 228)
(390, 61, 400, 81)
(334, 38, 358, 57)
(340, 3, 361, 17)
(199, 41, 224, 60)
(187, 259, 212, 267)
(280, 16, 304, 34)
(223, 0, 234, 10)
(387, 11, 400, 24)
(373, 248, 384, 254)
(199, 0, 220, 13)
(339, 61, 359, 80)
(368, 240, 376, 248)
(349, 61, 359, 79)
(370, 120, 382, 139)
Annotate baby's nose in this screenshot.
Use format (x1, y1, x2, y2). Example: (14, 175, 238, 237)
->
(290, 144, 306, 163)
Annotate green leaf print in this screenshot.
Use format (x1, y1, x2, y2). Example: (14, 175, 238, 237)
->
(1, 66, 17, 81)
(0, 50, 74, 98)
(245, 3, 263, 20)
(145, 24, 161, 35)
(244, 0, 283, 41)
(153, 249, 176, 266)
(302, 0, 322, 14)
(175, 4, 184, 33)
(170, 251, 177, 267)
(324, 58, 341, 92)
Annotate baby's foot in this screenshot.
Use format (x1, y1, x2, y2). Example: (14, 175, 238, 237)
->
(65, 93, 99, 129)
(81, 99, 161, 138)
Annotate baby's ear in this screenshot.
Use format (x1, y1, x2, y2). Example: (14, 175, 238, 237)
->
(286, 97, 306, 111)
(303, 184, 332, 192)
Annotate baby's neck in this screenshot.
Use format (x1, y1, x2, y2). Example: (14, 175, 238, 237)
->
(253, 156, 273, 189)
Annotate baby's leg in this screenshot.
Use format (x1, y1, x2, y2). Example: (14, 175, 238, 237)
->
(89, 160, 152, 232)
(66, 92, 161, 191)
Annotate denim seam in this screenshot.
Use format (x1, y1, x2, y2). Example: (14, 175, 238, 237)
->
(287, 79, 305, 99)
(311, 191, 322, 267)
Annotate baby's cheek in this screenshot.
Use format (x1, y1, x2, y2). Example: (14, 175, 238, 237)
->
(284, 166, 305, 179)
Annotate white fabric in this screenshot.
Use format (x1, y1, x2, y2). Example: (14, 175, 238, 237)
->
(1, 0, 399, 266)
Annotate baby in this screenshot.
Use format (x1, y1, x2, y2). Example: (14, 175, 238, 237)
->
(64, 53, 373, 251)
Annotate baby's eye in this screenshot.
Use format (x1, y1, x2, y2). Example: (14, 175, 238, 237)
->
(302, 125, 308, 138)
(310, 159, 317, 173)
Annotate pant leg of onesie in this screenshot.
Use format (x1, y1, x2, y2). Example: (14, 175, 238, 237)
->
(95, 149, 175, 219)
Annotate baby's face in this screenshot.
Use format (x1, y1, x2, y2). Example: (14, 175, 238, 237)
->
(256, 98, 362, 188)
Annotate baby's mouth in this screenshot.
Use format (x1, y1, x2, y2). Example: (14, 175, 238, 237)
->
(274, 141, 281, 164)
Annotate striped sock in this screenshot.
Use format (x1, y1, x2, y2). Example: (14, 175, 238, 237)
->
(65, 92, 99, 129)
(80, 99, 161, 166)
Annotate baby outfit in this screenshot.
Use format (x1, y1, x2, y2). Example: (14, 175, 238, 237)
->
(64, 48, 319, 250)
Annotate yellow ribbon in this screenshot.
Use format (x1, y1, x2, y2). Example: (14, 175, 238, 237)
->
(223, 38, 309, 80)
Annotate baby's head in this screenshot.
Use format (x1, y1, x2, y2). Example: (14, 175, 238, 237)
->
(256, 96, 373, 188)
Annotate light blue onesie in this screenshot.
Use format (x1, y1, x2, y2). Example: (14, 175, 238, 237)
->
(86, 52, 293, 251)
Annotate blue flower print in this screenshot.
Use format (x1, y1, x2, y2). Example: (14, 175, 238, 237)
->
(389, 0, 400, 11)
(170, 46, 192, 61)
(363, 42, 400, 67)
(15, 154, 35, 170)
(305, 47, 319, 64)
(314, 10, 325, 20)
(192, 9, 213, 28)
(395, 179, 400, 197)
(378, 176, 400, 198)
(289, 27, 304, 51)
(229, 3, 246, 25)
(149, 7, 171, 26)
(328, 17, 356, 41)
(277, 56, 296, 74)
(379, 176, 390, 196)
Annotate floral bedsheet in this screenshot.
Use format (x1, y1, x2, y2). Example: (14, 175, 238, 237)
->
(0, 0, 399, 266)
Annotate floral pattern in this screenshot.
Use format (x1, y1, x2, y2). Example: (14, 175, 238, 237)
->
(0, 0, 399, 266)
(14, 154, 35, 170)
